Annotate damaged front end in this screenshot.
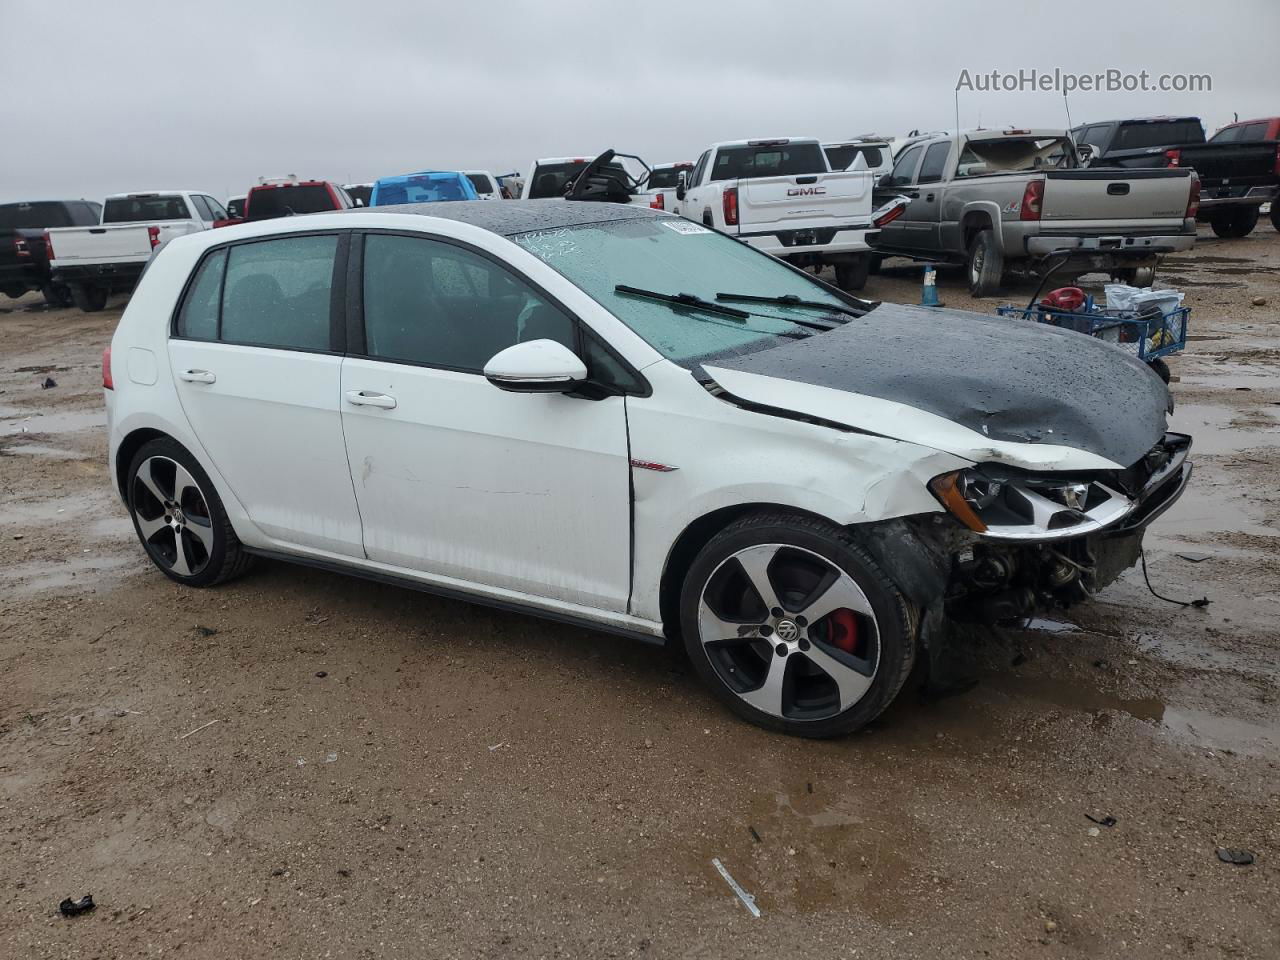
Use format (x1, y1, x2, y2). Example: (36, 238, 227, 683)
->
(867, 433, 1191, 626)
(937, 432, 1190, 622)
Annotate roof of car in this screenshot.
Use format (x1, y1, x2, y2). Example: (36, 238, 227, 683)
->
(337, 199, 669, 236)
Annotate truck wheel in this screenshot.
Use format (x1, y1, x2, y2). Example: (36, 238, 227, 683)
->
(967, 230, 1002, 297)
(2, 284, 26, 300)
(41, 283, 73, 309)
(1209, 207, 1259, 238)
(834, 256, 871, 292)
(1149, 358, 1171, 384)
(1270, 203, 1280, 233)
(71, 283, 108, 313)
(1111, 266, 1155, 287)
(867, 254, 882, 275)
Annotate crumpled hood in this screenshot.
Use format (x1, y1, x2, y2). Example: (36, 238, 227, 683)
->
(703, 302, 1170, 471)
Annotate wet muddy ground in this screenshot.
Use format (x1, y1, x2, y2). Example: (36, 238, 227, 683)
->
(2, 225, 1278, 958)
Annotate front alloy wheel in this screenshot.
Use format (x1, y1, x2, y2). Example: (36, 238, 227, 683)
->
(680, 514, 916, 737)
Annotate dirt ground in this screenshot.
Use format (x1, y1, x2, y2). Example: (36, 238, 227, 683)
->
(2, 223, 1278, 959)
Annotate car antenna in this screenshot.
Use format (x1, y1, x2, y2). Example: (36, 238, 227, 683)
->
(954, 88, 960, 136)
(1063, 90, 1074, 131)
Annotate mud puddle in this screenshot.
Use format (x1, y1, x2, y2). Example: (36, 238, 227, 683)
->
(0, 441, 85, 460)
(1169, 402, 1280, 454)
(0, 408, 105, 435)
(0, 553, 143, 596)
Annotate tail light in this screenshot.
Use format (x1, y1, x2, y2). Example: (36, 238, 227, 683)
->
(102, 346, 114, 390)
(1164, 148, 1181, 168)
(723, 186, 739, 226)
(1019, 180, 1044, 221)
(14, 235, 29, 257)
(1274, 143, 1280, 177)
(649, 193, 665, 210)
(874, 201, 906, 227)
(1186, 175, 1200, 219)
(43, 231, 54, 262)
(147, 226, 161, 249)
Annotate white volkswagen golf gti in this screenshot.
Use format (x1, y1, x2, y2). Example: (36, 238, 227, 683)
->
(105, 200, 1190, 737)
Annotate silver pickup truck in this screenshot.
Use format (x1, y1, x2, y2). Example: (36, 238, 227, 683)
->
(870, 128, 1199, 295)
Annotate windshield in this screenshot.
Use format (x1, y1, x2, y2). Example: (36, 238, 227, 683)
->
(0, 202, 73, 229)
(955, 137, 1072, 177)
(373, 173, 476, 205)
(824, 145, 883, 170)
(465, 174, 494, 194)
(647, 167, 688, 189)
(527, 161, 628, 199)
(103, 195, 191, 223)
(512, 218, 862, 365)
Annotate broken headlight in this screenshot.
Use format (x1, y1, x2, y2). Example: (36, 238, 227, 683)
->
(928, 467, 1133, 541)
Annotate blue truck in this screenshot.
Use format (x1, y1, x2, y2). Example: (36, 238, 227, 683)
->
(370, 171, 478, 206)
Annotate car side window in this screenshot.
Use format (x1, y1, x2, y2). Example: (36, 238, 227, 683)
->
(690, 151, 709, 187)
(190, 195, 213, 221)
(1079, 125, 1109, 148)
(220, 235, 338, 351)
(361, 234, 576, 373)
(203, 196, 228, 220)
(175, 249, 226, 340)
(916, 142, 951, 184)
(1239, 122, 1268, 142)
(889, 145, 922, 186)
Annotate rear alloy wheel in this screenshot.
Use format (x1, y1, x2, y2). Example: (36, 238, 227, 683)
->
(680, 514, 916, 737)
(127, 438, 252, 587)
(1209, 207, 1259, 239)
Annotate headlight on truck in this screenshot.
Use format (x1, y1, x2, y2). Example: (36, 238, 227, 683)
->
(928, 467, 1133, 541)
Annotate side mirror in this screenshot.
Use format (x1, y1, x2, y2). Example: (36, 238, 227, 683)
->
(484, 339, 587, 393)
(675, 172, 687, 202)
(877, 173, 892, 188)
(1077, 143, 1100, 166)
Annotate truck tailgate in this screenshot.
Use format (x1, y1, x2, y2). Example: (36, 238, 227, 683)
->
(1040, 170, 1191, 232)
(1179, 142, 1277, 186)
(737, 171, 872, 232)
(48, 225, 155, 264)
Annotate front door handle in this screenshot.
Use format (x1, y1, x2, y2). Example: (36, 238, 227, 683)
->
(345, 390, 397, 409)
(179, 369, 216, 384)
(925, 193, 936, 202)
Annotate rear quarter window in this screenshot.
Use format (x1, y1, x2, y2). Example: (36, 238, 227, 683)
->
(175, 250, 226, 340)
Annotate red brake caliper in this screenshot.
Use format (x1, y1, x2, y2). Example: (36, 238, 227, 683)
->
(827, 609, 860, 656)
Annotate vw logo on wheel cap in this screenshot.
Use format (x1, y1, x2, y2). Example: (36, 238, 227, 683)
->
(775, 619, 801, 642)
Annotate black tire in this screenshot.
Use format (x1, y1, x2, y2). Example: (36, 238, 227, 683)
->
(1209, 207, 1259, 239)
(126, 437, 254, 587)
(867, 254, 882, 275)
(3, 284, 26, 300)
(679, 512, 917, 738)
(1149, 357, 1171, 384)
(834, 255, 871, 292)
(71, 283, 108, 313)
(1270, 203, 1280, 233)
(966, 229, 1003, 297)
(41, 283, 73, 309)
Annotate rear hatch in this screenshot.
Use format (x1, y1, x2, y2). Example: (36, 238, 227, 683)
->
(246, 183, 337, 220)
(1040, 170, 1192, 233)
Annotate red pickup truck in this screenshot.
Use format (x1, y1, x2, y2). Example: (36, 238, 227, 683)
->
(214, 178, 352, 227)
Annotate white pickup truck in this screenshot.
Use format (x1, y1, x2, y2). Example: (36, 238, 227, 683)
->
(671, 138, 908, 290)
(47, 191, 225, 311)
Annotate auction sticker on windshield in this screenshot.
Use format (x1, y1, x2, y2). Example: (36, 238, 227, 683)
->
(661, 221, 711, 235)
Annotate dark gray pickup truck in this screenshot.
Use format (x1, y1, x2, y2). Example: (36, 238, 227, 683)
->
(1073, 116, 1279, 238)
(0, 200, 101, 307)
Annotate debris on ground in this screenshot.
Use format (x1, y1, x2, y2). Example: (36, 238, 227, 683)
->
(1086, 814, 1118, 828)
(315, 671, 327, 678)
(177, 719, 222, 741)
(1216, 847, 1256, 865)
(41, 376, 56, 389)
(711, 858, 760, 918)
(1087, 827, 1101, 837)
(58, 894, 95, 916)
(748, 825, 762, 843)
(193, 625, 217, 637)
(1175, 552, 1212, 563)
(1252, 296, 1267, 306)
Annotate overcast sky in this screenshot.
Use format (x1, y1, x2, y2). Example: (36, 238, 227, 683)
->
(1, 0, 1275, 204)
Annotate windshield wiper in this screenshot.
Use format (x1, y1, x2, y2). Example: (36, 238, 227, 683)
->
(615, 284, 751, 320)
(714, 292, 866, 321)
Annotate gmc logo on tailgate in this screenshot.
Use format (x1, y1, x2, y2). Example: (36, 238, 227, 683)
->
(786, 186, 826, 197)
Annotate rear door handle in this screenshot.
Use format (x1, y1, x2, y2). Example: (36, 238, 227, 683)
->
(345, 390, 397, 409)
(179, 369, 216, 384)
